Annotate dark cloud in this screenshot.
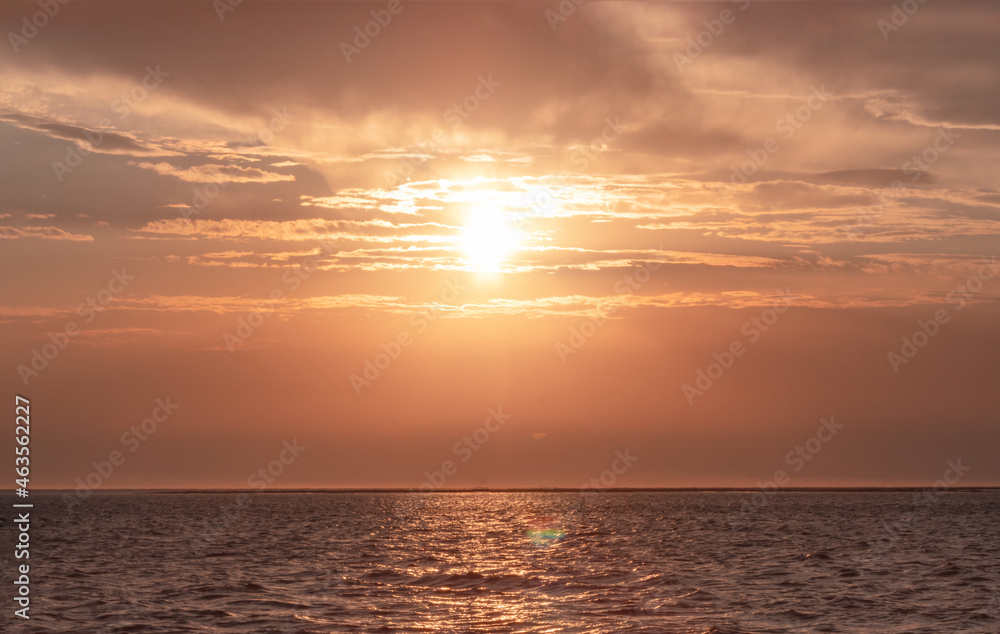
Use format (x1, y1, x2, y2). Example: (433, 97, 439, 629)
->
(0, 2, 666, 140)
(672, 0, 1000, 129)
(0, 113, 154, 153)
(813, 169, 935, 188)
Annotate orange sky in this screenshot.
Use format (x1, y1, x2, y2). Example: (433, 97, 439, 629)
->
(2, 0, 999, 489)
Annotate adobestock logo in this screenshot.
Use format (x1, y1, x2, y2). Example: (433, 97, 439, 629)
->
(17, 268, 136, 386)
(580, 449, 639, 490)
(682, 289, 795, 405)
(247, 440, 307, 489)
(510, 114, 624, 235)
(887, 256, 998, 373)
(62, 397, 180, 511)
(222, 238, 325, 353)
(350, 278, 467, 395)
(420, 407, 512, 492)
(844, 127, 959, 242)
(867, 459, 971, 559)
(191, 439, 306, 555)
(730, 85, 831, 185)
(546, 448, 641, 539)
(7, 0, 70, 54)
(383, 75, 500, 188)
(183, 107, 294, 218)
(390, 406, 512, 522)
(877, 0, 930, 41)
(726, 415, 841, 530)
(51, 65, 169, 183)
(673, 0, 751, 72)
(556, 257, 660, 363)
(340, 0, 404, 63)
(545, 0, 587, 31)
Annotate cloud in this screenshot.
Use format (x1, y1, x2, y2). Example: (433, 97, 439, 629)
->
(132, 217, 456, 244)
(0, 226, 93, 241)
(133, 161, 296, 184)
(0, 112, 162, 155)
(5, 285, 997, 325)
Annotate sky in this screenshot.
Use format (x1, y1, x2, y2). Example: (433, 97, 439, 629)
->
(1, 0, 998, 490)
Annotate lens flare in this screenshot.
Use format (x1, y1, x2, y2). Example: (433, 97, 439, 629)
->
(527, 516, 566, 547)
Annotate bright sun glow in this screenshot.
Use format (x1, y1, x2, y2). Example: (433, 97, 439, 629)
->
(461, 204, 519, 272)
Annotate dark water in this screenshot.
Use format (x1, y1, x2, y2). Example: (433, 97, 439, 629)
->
(3, 491, 999, 633)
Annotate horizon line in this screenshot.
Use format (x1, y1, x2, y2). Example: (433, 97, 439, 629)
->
(13, 486, 1000, 494)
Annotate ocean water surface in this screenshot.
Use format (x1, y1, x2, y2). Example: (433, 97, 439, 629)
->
(5, 491, 1000, 633)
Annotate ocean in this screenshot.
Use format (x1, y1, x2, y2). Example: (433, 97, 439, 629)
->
(4, 491, 999, 633)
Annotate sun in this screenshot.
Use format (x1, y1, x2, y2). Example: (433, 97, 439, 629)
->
(460, 204, 519, 272)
